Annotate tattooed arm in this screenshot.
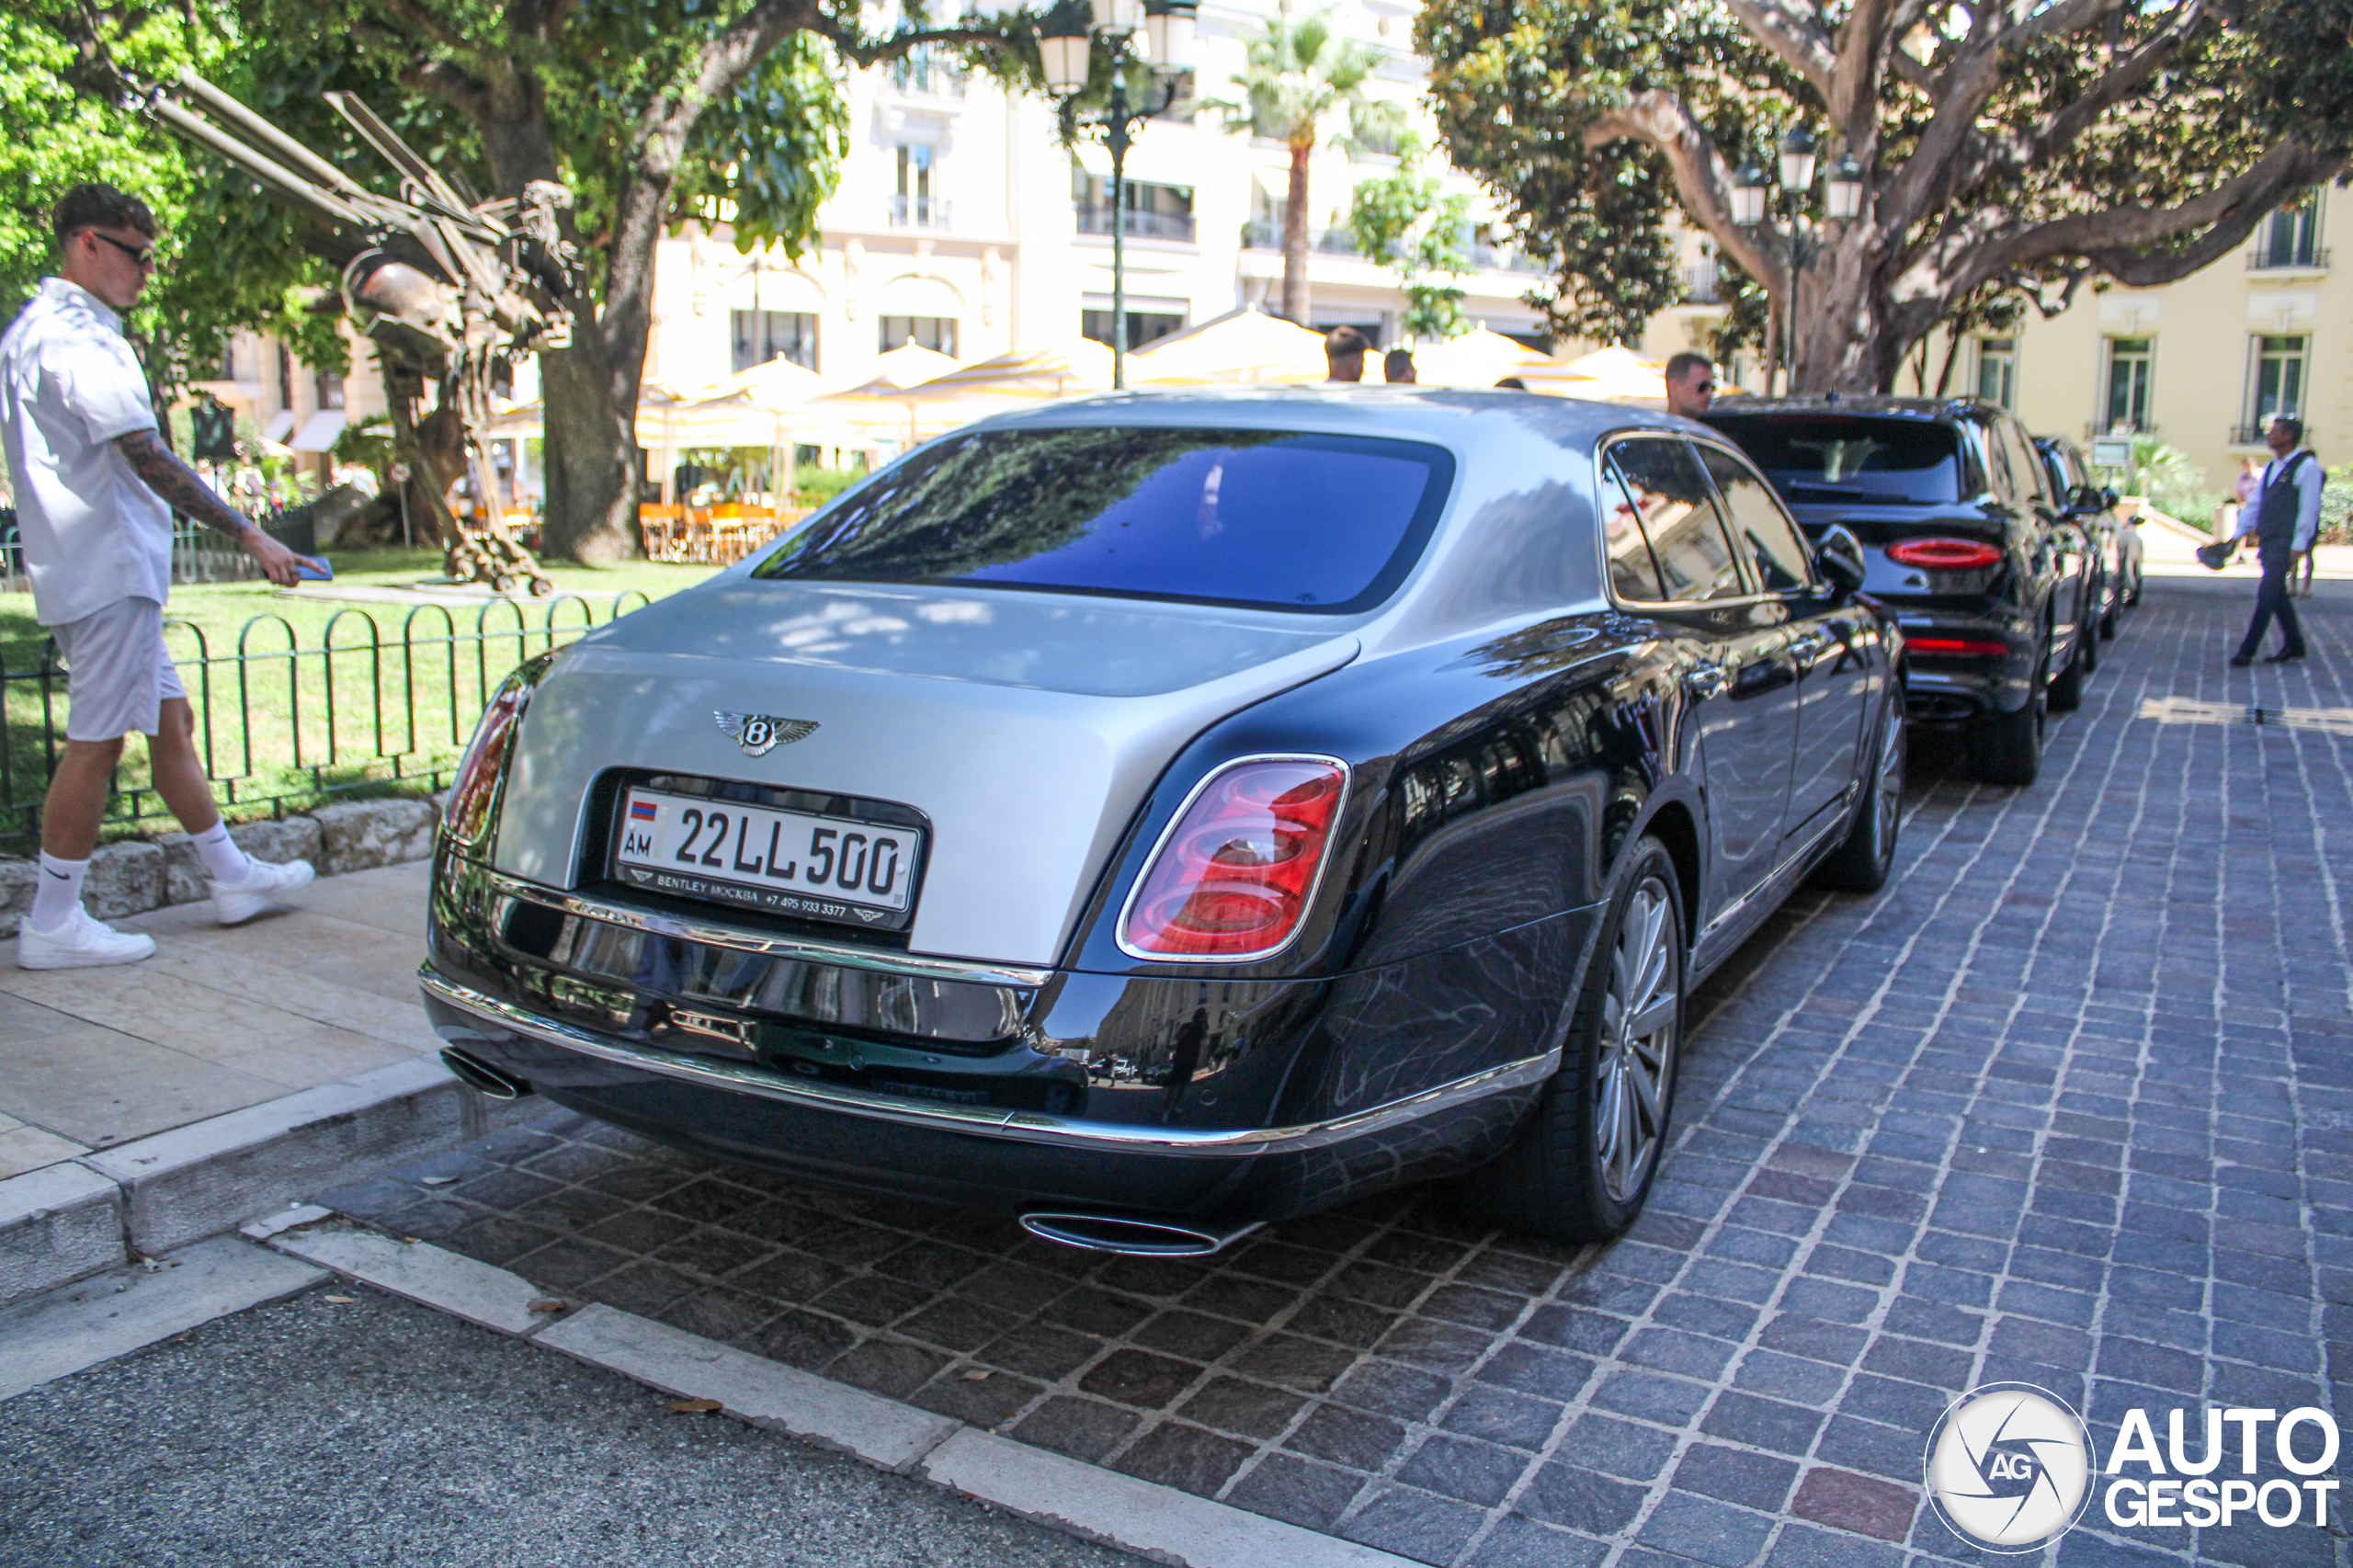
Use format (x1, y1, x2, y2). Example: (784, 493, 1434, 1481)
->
(114, 429, 302, 585)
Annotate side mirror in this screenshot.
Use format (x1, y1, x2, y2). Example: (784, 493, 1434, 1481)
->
(2068, 483, 2105, 514)
(1815, 523, 1867, 595)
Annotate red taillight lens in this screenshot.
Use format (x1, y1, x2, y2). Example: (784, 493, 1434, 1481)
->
(1120, 758, 1348, 959)
(1907, 636, 2012, 657)
(443, 663, 541, 849)
(1887, 538, 2004, 570)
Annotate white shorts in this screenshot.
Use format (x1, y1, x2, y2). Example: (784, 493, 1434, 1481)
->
(51, 597, 188, 742)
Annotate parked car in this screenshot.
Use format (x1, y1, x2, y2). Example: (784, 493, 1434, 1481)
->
(2036, 434, 2142, 637)
(419, 392, 1905, 1256)
(1705, 396, 2099, 787)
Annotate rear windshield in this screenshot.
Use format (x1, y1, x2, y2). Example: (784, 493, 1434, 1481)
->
(1705, 415, 1963, 505)
(752, 426, 1455, 614)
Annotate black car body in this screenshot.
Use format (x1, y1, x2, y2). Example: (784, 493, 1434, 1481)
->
(1706, 397, 2098, 786)
(420, 392, 1906, 1256)
(2036, 434, 2143, 635)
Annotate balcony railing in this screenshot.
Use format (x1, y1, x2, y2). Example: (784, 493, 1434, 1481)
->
(2232, 421, 2308, 445)
(1682, 261, 1722, 303)
(891, 52, 966, 97)
(1243, 221, 1363, 256)
(889, 194, 950, 230)
(2247, 244, 2329, 271)
(1470, 241, 1540, 274)
(1074, 205, 1197, 243)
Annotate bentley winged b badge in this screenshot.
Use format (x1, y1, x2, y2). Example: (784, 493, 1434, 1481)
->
(715, 711, 819, 757)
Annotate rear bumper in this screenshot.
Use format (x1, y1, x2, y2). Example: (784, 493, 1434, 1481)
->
(1887, 608, 2038, 722)
(421, 966, 1547, 1220)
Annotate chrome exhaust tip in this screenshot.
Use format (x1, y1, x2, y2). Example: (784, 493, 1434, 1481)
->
(1018, 1211, 1263, 1257)
(439, 1047, 532, 1101)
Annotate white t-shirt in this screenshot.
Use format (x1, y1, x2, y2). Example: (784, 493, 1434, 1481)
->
(0, 277, 172, 625)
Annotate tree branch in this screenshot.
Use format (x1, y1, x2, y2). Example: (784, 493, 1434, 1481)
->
(397, 55, 493, 118)
(1723, 0, 1835, 97)
(1585, 90, 1789, 298)
(1827, 0, 1895, 149)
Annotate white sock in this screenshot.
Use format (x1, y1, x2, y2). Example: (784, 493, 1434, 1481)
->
(194, 822, 254, 884)
(30, 852, 88, 932)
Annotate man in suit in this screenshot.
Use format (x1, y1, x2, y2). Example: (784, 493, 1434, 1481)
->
(2230, 415, 2322, 665)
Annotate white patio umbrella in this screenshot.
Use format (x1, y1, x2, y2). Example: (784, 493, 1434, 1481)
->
(1410, 327, 1554, 389)
(1127, 305, 1327, 386)
(1521, 346, 1671, 404)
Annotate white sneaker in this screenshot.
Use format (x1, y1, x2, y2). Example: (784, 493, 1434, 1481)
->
(210, 858, 316, 926)
(17, 907, 156, 970)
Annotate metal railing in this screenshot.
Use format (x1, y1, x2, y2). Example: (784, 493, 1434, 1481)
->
(1242, 221, 1363, 256)
(0, 591, 649, 850)
(2247, 245, 2329, 271)
(889, 194, 951, 230)
(6, 515, 319, 594)
(1074, 205, 1198, 242)
(1682, 261, 1722, 303)
(2233, 422, 2311, 445)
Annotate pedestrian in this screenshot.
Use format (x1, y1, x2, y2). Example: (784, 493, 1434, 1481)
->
(1382, 347, 1416, 385)
(0, 183, 317, 968)
(2227, 415, 2321, 666)
(1665, 352, 1716, 421)
(1323, 325, 1369, 383)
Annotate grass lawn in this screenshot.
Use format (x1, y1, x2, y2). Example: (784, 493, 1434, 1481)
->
(1, 548, 722, 850)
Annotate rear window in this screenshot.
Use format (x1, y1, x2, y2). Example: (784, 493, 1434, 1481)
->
(752, 426, 1455, 614)
(1706, 415, 1964, 505)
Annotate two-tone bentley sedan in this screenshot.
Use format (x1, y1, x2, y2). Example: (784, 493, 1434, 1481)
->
(422, 391, 1904, 1256)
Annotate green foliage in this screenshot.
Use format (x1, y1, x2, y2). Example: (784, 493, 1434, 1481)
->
(792, 463, 863, 504)
(1347, 137, 1473, 341)
(2323, 465, 2353, 545)
(0, 3, 342, 403)
(673, 37, 851, 257)
(2127, 437, 2220, 522)
(1208, 9, 1402, 153)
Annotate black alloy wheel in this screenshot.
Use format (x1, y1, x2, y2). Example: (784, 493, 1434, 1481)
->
(1974, 638, 2048, 786)
(1814, 699, 1905, 894)
(1452, 836, 1684, 1243)
(2048, 619, 2088, 712)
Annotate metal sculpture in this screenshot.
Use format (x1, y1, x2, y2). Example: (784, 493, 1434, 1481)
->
(146, 72, 572, 594)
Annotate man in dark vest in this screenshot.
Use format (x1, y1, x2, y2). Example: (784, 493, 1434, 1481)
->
(2230, 415, 2321, 665)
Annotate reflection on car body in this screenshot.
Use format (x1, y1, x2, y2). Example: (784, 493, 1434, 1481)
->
(421, 390, 1907, 1255)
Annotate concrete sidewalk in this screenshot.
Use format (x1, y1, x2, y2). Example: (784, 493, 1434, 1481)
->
(0, 858, 525, 1304)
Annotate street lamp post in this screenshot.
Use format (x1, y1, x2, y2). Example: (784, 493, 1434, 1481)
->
(1040, 0, 1196, 389)
(1733, 130, 1865, 393)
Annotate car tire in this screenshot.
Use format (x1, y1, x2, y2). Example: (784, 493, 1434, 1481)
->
(2125, 562, 2143, 607)
(2048, 625, 2086, 712)
(1813, 700, 1904, 894)
(1974, 642, 2048, 786)
(1449, 836, 1683, 1244)
(2076, 604, 2100, 674)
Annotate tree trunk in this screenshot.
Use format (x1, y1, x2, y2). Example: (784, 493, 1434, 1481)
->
(1788, 232, 1909, 394)
(1281, 143, 1312, 324)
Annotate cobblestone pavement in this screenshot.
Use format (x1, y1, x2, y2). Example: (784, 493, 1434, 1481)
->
(330, 585, 2351, 1567)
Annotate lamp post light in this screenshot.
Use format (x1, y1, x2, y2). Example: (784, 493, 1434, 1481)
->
(1040, 0, 1196, 389)
(1732, 130, 1863, 393)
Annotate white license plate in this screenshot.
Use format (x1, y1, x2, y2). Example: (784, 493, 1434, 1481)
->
(611, 787, 922, 926)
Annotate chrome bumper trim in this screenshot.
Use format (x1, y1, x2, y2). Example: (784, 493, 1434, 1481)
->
(483, 869, 1054, 989)
(419, 964, 1554, 1158)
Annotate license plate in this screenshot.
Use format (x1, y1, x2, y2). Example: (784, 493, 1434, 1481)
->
(610, 786, 922, 928)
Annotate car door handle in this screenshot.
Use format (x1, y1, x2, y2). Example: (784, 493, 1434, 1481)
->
(1683, 662, 1729, 699)
(1788, 632, 1832, 664)
(1731, 660, 1795, 698)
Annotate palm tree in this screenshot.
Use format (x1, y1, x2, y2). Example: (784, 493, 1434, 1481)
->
(1211, 10, 1403, 325)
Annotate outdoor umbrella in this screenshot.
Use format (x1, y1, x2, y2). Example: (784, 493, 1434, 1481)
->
(1411, 327, 1553, 389)
(1521, 346, 1671, 404)
(1126, 305, 1327, 386)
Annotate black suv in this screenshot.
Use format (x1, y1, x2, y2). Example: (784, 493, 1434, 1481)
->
(2036, 434, 2143, 639)
(1705, 397, 2099, 787)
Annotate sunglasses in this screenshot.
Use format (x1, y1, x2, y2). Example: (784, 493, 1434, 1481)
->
(90, 233, 158, 268)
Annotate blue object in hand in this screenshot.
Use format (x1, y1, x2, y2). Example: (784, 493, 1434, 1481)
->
(295, 555, 334, 582)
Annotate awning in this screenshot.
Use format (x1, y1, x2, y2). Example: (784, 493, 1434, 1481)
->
(264, 409, 296, 443)
(289, 411, 347, 452)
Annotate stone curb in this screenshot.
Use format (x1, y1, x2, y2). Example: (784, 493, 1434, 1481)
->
(0, 1058, 537, 1308)
(0, 795, 442, 937)
(257, 1220, 1420, 1568)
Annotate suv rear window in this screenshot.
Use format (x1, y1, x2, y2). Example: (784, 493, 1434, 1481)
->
(1705, 415, 1963, 505)
(753, 426, 1454, 614)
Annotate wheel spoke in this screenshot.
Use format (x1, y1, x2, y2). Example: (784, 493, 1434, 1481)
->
(1627, 1052, 1662, 1123)
(1628, 993, 1678, 1042)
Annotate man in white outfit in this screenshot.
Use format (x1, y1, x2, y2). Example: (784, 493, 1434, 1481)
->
(0, 183, 317, 968)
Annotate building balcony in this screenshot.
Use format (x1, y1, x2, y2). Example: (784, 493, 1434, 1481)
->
(889, 194, 950, 231)
(2246, 245, 2328, 272)
(1471, 241, 1540, 274)
(1242, 221, 1363, 256)
(2232, 421, 2308, 446)
(1682, 261, 1722, 304)
(1074, 205, 1197, 243)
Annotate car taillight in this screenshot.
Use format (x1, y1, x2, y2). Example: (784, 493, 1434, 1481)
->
(1907, 636, 2012, 656)
(1887, 538, 2004, 570)
(443, 656, 549, 851)
(1119, 757, 1349, 960)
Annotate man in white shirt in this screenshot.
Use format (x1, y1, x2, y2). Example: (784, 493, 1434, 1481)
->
(2228, 415, 2321, 666)
(1, 183, 316, 968)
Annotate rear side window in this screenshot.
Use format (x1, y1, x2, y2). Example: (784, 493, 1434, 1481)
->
(1996, 421, 2050, 506)
(754, 427, 1455, 614)
(1706, 414, 1963, 505)
(1699, 444, 1814, 593)
(1598, 467, 1665, 601)
(1607, 437, 1746, 603)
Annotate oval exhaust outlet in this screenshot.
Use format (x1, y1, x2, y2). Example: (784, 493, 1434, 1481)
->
(439, 1047, 532, 1101)
(1018, 1211, 1262, 1257)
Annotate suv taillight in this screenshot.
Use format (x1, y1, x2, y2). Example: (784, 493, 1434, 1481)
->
(442, 655, 551, 852)
(1887, 538, 2003, 570)
(1118, 757, 1349, 960)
